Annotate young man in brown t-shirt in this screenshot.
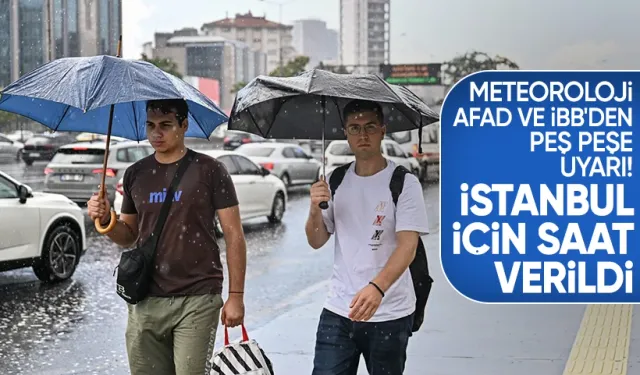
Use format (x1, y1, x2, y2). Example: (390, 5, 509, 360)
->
(87, 99, 247, 375)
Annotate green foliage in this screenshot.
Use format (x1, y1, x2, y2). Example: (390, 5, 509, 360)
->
(0, 110, 15, 129)
(231, 81, 248, 94)
(315, 62, 350, 74)
(140, 53, 183, 78)
(442, 51, 519, 88)
(269, 56, 310, 77)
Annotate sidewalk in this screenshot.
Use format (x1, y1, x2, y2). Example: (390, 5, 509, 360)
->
(239, 232, 640, 375)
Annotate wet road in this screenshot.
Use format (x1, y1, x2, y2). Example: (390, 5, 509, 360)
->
(0, 159, 439, 375)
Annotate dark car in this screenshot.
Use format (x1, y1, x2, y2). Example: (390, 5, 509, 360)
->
(22, 133, 76, 166)
(223, 130, 265, 150)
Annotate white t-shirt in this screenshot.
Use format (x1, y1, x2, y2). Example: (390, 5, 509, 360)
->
(321, 160, 430, 322)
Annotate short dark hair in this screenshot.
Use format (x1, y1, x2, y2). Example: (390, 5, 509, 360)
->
(146, 99, 189, 124)
(342, 99, 384, 125)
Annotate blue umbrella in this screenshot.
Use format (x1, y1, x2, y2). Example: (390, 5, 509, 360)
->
(0, 39, 228, 233)
(0, 58, 227, 140)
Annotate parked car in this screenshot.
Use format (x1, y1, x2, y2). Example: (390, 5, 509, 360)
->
(22, 133, 77, 165)
(43, 140, 154, 204)
(386, 122, 439, 180)
(0, 170, 87, 282)
(223, 130, 266, 150)
(0, 133, 24, 162)
(324, 139, 423, 179)
(236, 142, 322, 188)
(75, 132, 127, 143)
(6, 130, 34, 143)
(113, 149, 288, 237)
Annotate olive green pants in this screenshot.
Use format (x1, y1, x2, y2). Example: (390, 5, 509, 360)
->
(125, 294, 223, 375)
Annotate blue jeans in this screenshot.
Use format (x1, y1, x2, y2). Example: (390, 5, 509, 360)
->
(312, 308, 414, 375)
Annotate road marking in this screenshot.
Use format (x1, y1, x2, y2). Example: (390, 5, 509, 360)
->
(563, 304, 633, 375)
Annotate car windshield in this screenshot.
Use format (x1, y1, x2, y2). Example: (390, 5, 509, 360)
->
(329, 143, 354, 156)
(51, 148, 105, 164)
(240, 147, 275, 157)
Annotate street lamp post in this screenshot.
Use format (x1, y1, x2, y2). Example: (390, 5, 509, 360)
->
(259, 0, 297, 71)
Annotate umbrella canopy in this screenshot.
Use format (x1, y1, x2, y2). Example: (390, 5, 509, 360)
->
(228, 69, 439, 140)
(0, 55, 228, 140)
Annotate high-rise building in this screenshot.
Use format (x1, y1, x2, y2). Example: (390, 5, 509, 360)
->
(292, 19, 339, 69)
(200, 11, 294, 75)
(0, 0, 122, 87)
(339, 0, 390, 74)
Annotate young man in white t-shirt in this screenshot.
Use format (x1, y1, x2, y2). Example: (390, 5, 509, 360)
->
(305, 99, 429, 375)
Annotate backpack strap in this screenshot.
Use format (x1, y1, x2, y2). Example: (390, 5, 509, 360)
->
(328, 162, 353, 199)
(390, 165, 411, 206)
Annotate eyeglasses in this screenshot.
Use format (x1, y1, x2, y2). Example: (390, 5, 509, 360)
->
(346, 124, 381, 135)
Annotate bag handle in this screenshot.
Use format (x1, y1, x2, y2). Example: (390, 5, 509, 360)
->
(224, 324, 250, 346)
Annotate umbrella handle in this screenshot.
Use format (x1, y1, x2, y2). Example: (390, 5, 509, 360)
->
(319, 201, 329, 209)
(95, 211, 117, 234)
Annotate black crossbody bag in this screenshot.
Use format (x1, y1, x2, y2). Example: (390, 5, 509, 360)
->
(115, 150, 194, 304)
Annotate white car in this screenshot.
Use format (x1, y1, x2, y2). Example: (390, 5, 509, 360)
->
(0, 133, 24, 161)
(235, 142, 322, 188)
(0, 170, 87, 282)
(324, 139, 422, 177)
(114, 150, 287, 237)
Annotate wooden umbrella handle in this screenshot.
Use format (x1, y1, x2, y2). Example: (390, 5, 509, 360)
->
(95, 211, 117, 234)
(94, 186, 117, 234)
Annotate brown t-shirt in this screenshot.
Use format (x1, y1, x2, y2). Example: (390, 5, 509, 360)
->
(120, 149, 238, 297)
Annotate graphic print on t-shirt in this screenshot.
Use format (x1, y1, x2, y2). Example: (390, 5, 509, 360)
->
(373, 215, 385, 226)
(148, 188, 183, 204)
(369, 201, 388, 250)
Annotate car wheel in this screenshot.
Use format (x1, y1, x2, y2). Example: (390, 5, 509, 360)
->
(24, 159, 33, 166)
(213, 212, 224, 238)
(33, 223, 81, 283)
(267, 192, 286, 223)
(280, 173, 291, 187)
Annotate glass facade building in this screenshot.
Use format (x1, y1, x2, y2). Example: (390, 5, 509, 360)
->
(0, 0, 11, 87)
(18, 0, 45, 76)
(1, 0, 121, 83)
(67, 0, 80, 57)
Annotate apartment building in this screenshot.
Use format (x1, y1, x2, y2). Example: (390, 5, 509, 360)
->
(200, 11, 295, 74)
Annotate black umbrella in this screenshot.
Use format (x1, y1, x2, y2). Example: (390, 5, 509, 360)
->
(228, 69, 440, 208)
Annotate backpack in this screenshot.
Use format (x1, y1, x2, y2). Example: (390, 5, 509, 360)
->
(328, 162, 433, 333)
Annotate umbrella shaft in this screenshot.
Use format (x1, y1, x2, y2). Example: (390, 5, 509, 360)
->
(99, 104, 115, 200)
(321, 131, 325, 178)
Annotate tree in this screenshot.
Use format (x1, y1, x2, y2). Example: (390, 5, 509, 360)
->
(442, 51, 519, 88)
(231, 81, 248, 94)
(140, 53, 183, 78)
(0, 110, 15, 130)
(315, 62, 350, 74)
(269, 56, 310, 77)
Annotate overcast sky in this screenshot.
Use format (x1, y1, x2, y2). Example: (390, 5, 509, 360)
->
(122, 0, 639, 70)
